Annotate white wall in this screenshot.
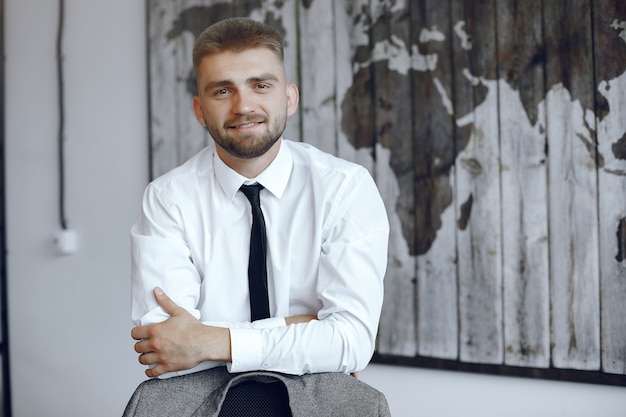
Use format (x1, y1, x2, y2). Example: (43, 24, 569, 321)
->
(359, 364, 625, 417)
(3, 1, 625, 417)
(5, 0, 148, 415)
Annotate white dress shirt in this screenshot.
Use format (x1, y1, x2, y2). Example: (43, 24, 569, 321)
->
(131, 139, 389, 378)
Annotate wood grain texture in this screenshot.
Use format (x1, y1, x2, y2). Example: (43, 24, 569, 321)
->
(147, 0, 179, 178)
(174, 0, 209, 170)
(337, 0, 377, 171)
(594, 0, 626, 374)
(497, 0, 550, 368)
(298, 0, 337, 153)
(408, 0, 459, 360)
(453, 0, 504, 365)
(544, 0, 600, 371)
(364, 0, 418, 356)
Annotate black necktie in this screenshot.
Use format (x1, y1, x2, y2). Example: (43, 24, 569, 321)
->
(240, 184, 270, 321)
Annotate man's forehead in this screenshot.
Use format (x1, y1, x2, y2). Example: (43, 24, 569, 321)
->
(197, 49, 286, 83)
(200, 48, 282, 67)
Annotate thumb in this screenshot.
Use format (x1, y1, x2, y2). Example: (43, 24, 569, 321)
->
(153, 287, 184, 316)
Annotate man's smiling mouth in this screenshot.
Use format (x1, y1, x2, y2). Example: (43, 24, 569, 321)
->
(231, 122, 261, 129)
(226, 116, 266, 129)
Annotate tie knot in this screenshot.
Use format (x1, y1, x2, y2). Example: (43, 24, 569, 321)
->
(240, 183, 264, 207)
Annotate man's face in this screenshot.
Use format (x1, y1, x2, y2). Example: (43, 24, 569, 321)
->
(193, 48, 298, 160)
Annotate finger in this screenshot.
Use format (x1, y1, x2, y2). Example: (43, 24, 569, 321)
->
(146, 364, 165, 378)
(138, 352, 158, 366)
(131, 325, 149, 341)
(134, 339, 150, 354)
(153, 287, 184, 316)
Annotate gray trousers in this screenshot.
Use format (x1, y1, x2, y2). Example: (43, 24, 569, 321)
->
(122, 366, 391, 417)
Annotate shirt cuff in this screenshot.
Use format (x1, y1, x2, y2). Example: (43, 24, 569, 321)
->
(227, 317, 286, 373)
(157, 360, 223, 379)
(251, 317, 285, 329)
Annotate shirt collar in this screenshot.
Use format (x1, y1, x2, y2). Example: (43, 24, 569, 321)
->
(214, 139, 293, 202)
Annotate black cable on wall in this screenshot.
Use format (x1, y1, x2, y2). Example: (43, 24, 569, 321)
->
(0, 2, 12, 415)
(56, 0, 67, 230)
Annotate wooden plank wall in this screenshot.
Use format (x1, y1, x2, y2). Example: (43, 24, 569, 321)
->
(147, 0, 626, 378)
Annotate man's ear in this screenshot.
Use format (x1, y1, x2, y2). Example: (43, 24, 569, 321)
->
(192, 96, 206, 126)
(286, 84, 299, 116)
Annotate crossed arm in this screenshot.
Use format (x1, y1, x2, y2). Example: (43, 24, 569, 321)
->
(132, 287, 316, 378)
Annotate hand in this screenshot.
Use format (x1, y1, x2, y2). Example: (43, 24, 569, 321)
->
(131, 287, 231, 378)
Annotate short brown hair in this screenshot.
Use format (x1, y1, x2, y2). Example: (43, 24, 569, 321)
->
(192, 17, 284, 74)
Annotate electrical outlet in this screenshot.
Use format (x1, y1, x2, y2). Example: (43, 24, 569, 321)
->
(54, 229, 78, 255)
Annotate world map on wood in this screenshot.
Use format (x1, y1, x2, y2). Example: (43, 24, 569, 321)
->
(148, 0, 626, 380)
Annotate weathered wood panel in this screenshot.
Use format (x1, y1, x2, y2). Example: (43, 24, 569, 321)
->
(147, 0, 626, 379)
(597, 71, 626, 375)
(544, 0, 600, 371)
(175, 0, 209, 166)
(264, 0, 299, 141)
(497, 0, 550, 368)
(298, 0, 337, 153)
(147, 0, 179, 178)
(409, 0, 459, 360)
(336, 0, 375, 172)
(453, 0, 504, 364)
(594, 0, 626, 375)
(352, 1, 418, 356)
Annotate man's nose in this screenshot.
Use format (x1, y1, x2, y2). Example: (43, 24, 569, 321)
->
(232, 90, 255, 114)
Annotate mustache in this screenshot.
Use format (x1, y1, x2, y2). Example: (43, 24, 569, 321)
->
(224, 115, 267, 128)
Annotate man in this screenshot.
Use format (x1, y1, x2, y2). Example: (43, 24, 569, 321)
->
(130, 17, 389, 382)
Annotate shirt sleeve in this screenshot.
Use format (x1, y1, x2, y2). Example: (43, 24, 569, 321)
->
(228, 167, 390, 375)
(131, 182, 203, 326)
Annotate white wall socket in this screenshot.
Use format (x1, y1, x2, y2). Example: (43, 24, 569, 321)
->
(54, 229, 78, 255)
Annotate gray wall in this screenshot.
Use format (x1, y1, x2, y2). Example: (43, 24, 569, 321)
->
(5, 0, 147, 415)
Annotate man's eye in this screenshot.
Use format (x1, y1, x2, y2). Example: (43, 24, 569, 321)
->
(256, 83, 269, 89)
(214, 88, 229, 96)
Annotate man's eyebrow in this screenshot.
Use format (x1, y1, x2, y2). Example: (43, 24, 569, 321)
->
(246, 73, 279, 84)
(202, 73, 280, 94)
(203, 79, 233, 93)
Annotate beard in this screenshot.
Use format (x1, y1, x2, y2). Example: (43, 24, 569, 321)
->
(204, 112, 287, 159)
